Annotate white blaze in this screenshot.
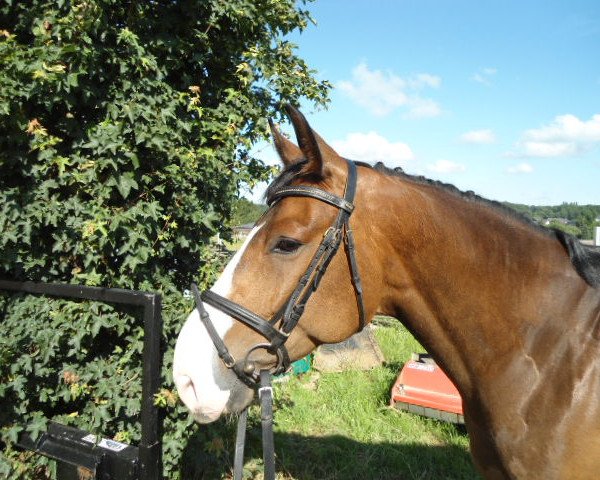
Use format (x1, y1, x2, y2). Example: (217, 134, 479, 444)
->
(173, 225, 262, 423)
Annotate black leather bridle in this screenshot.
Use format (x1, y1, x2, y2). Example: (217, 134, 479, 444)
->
(190, 159, 366, 479)
(191, 158, 366, 388)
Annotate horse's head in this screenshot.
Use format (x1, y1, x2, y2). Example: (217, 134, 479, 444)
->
(173, 106, 376, 423)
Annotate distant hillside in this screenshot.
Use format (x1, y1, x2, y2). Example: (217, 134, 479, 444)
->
(230, 199, 599, 240)
(504, 202, 600, 239)
(230, 198, 267, 226)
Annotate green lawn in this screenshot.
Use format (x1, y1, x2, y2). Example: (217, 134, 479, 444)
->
(180, 318, 481, 479)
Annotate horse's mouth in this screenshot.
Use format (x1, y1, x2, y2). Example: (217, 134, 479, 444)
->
(174, 370, 255, 424)
(174, 373, 229, 424)
(189, 386, 253, 424)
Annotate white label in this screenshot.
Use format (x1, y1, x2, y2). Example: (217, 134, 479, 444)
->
(82, 434, 97, 443)
(406, 361, 435, 372)
(82, 434, 128, 452)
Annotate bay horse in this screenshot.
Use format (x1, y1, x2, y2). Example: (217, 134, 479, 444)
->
(173, 106, 600, 479)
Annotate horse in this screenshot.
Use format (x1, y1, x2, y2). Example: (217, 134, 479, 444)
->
(173, 106, 600, 479)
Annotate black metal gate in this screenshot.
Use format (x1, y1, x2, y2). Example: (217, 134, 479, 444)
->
(0, 280, 163, 480)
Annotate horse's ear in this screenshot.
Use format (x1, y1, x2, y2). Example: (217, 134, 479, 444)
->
(285, 104, 323, 177)
(268, 118, 303, 168)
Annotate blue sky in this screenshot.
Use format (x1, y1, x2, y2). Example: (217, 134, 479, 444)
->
(249, 0, 600, 205)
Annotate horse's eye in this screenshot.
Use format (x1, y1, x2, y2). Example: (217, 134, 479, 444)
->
(272, 237, 303, 254)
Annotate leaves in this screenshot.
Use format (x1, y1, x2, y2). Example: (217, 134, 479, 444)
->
(113, 172, 139, 200)
(0, 0, 329, 478)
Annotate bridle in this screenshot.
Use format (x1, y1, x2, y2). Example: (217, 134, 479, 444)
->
(190, 158, 366, 479)
(191, 158, 365, 387)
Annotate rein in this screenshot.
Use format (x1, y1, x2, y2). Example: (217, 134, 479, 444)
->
(191, 159, 365, 479)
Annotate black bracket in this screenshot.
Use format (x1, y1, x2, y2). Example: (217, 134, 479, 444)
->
(0, 280, 163, 480)
(17, 422, 140, 480)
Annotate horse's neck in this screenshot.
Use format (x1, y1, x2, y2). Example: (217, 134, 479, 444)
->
(364, 173, 589, 399)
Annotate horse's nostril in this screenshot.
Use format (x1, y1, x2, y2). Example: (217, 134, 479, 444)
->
(175, 375, 231, 423)
(175, 374, 198, 404)
(176, 374, 190, 388)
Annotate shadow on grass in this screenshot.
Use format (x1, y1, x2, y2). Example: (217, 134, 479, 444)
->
(180, 421, 480, 480)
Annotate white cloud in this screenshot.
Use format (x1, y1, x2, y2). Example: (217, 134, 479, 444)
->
(405, 97, 442, 119)
(331, 131, 414, 169)
(521, 142, 576, 157)
(518, 114, 600, 157)
(427, 159, 466, 173)
(409, 73, 442, 89)
(507, 163, 534, 174)
(460, 129, 496, 144)
(338, 62, 442, 118)
(472, 67, 497, 86)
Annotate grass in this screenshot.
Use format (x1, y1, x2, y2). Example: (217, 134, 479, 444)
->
(180, 318, 481, 479)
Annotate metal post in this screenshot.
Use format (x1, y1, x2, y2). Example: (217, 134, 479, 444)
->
(139, 293, 162, 480)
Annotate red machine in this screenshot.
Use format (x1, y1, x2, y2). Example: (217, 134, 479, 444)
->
(390, 353, 464, 424)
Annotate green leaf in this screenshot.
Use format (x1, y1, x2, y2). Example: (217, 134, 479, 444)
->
(115, 173, 139, 199)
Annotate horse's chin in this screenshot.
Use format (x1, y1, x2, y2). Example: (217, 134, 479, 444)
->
(192, 409, 225, 424)
(224, 383, 255, 416)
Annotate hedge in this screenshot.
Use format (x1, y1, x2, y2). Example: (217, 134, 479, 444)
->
(0, 1, 329, 478)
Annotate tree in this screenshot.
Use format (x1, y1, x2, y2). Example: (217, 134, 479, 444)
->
(546, 220, 581, 238)
(230, 198, 267, 227)
(504, 203, 600, 240)
(0, 1, 330, 478)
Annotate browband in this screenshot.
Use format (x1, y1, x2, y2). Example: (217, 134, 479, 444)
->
(267, 185, 355, 214)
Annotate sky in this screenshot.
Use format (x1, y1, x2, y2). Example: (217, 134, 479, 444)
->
(248, 0, 600, 206)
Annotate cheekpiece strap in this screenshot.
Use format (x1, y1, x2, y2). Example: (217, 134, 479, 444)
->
(191, 284, 236, 367)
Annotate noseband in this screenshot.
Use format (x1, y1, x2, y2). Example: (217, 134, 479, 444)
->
(191, 159, 365, 388)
